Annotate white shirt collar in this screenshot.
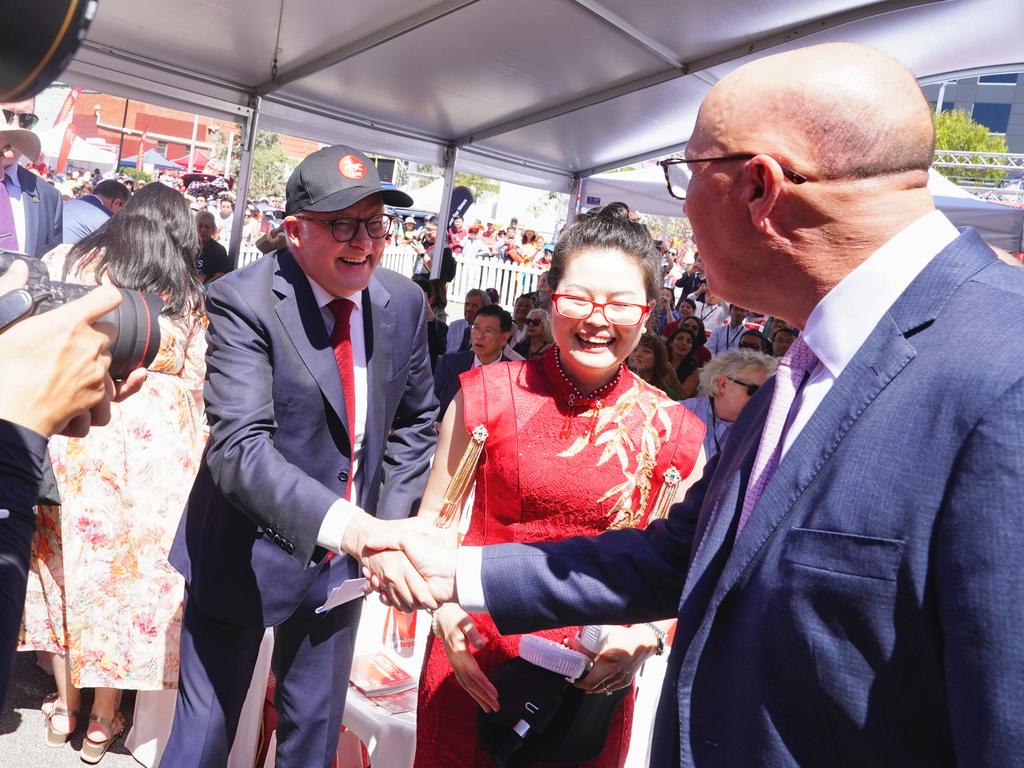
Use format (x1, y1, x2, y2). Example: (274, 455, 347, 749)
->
(802, 210, 959, 377)
(473, 353, 503, 368)
(305, 273, 364, 315)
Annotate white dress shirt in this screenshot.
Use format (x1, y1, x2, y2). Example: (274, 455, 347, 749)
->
(307, 275, 370, 554)
(4, 165, 27, 253)
(457, 210, 961, 612)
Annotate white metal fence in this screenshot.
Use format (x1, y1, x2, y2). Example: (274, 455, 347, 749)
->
(237, 245, 545, 309)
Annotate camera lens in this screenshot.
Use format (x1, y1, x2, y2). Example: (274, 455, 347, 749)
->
(100, 290, 163, 380)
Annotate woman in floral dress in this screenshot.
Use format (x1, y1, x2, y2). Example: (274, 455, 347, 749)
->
(411, 203, 707, 767)
(20, 183, 207, 762)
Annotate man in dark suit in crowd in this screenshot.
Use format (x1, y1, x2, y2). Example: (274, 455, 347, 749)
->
(0, 107, 62, 257)
(365, 43, 1024, 766)
(165, 145, 438, 768)
(433, 304, 519, 418)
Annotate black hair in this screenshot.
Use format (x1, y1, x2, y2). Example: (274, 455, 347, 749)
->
(64, 183, 204, 319)
(93, 179, 130, 202)
(549, 202, 660, 300)
(680, 315, 708, 348)
(475, 303, 513, 333)
(740, 330, 771, 354)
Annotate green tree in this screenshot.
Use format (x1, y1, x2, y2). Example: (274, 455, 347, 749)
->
(933, 109, 1008, 185)
(454, 172, 499, 201)
(247, 131, 292, 198)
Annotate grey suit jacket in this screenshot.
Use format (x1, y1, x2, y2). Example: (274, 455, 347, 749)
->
(480, 229, 1024, 767)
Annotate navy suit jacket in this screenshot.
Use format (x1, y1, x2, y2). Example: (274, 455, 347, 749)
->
(170, 249, 438, 627)
(16, 166, 62, 257)
(481, 229, 1024, 767)
(433, 349, 475, 420)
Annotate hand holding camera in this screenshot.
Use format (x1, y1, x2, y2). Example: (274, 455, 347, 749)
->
(0, 259, 148, 438)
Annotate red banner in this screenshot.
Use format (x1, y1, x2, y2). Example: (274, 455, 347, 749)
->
(52, 86, 82, 127)
(55, 124, 78, 175)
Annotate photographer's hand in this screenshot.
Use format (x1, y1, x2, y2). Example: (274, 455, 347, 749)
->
(0, 273, 125, 438)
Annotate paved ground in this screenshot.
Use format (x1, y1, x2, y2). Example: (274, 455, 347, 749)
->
(0, 652, 139, 767)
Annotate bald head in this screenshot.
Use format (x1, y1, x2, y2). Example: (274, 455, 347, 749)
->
(697, 43, 934, 183)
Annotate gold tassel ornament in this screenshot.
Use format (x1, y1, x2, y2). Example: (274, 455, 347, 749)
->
(648, 466, 681, 522)
(435, 424, 488, 529)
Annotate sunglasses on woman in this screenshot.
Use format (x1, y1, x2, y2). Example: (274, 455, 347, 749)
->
(526, 318, 544, 327)
(726, 376, 760, 396)
(3, 110, 39, 130)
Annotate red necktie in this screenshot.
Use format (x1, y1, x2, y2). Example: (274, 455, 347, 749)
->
(325, 298, 356, 564)
(328, 298, 357, 500)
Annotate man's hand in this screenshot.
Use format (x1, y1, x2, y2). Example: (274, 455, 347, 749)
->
(0, 262, 126, 437)
(361, 524, 460, 612)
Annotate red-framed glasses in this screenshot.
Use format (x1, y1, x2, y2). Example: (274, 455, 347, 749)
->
(551, 293, 650, 326)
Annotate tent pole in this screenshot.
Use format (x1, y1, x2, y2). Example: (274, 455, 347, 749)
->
(431, 144, 458, 280)
(187, 114, 199, 173)
(229, 94, 261, 268)
(565, 174, 582, 228)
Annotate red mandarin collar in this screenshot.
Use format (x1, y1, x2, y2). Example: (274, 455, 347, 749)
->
(542, 345, 629, 412)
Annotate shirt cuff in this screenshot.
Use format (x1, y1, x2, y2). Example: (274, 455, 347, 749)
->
(456, 545, 489, 613)
(316, 497, 363, 553)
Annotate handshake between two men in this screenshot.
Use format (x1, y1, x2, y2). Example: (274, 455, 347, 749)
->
(342, 514, 459, 612)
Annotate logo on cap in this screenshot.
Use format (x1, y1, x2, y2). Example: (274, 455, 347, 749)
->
(339, 155, 367, 180)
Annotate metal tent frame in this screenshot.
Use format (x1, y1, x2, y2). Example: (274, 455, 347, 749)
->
(62, 0, 1024, 264)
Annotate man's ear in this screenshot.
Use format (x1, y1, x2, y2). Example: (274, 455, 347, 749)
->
(739, 156, 785, 234)
(282, 216, 302, 248)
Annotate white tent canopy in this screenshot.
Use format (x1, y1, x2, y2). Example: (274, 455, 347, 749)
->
(65, 0, 1024, 195)
(928, 169, 1024, 251)
(581, 165, 682, 217)
(38, 125, 118, 172)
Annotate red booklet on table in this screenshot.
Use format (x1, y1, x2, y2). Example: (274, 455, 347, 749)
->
(349, 650, 416, 697)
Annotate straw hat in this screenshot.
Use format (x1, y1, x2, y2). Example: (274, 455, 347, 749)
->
(0, 128, 41, 163)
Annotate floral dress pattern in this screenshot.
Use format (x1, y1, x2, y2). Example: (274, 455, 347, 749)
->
(18, 246, 208, 690)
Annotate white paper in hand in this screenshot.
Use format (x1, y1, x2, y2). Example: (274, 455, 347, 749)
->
(315, 577, 367, 614)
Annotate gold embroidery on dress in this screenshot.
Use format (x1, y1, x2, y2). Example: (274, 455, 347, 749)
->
(558, 380, 674, 530)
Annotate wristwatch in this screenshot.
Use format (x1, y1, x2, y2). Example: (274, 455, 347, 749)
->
(644, 622, 667, 656)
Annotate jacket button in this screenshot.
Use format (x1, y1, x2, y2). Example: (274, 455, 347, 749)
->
(338, 471, 349, 482)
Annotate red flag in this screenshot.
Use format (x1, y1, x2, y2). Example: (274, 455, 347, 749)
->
(55, 124, 78, 175)
(52, 86, 82, 127)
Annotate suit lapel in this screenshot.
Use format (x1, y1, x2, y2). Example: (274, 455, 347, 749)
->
(705, 227, 997, 605)
(362, 277, 394, 479)
(18, 167, 39, 257)
(272, 250, 347, 426)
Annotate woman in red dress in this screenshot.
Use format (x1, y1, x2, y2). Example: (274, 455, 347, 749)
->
(411, 203, 707, 767)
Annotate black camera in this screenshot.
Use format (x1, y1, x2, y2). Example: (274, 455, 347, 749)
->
(0, 252, 162, 380)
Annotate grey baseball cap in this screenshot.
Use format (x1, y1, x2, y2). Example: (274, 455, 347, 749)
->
(285, 144, 413, 215)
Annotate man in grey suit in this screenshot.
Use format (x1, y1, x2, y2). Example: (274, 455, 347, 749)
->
(364, 43, 1024, 766)
(0, 105, 62, 257)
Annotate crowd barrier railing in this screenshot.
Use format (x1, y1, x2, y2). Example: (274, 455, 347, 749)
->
(235, 246, 546, 310)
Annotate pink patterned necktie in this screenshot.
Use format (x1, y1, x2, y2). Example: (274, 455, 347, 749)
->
(736, 336, 818, 536)
(0, 176, 18, 251)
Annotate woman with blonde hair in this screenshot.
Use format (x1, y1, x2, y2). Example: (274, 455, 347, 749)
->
(512, 307, 554, 359)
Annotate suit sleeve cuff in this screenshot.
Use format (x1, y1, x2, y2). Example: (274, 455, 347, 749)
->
(317, 498, 363, 553)
(456, 545, 489, 613)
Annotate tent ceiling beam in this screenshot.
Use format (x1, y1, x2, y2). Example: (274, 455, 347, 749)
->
(578, 141, 690, 178)
(566, 0, 684, 67)
(919, 61, 1024, 85)
(261, 95, 450, 146)
(455, 0, 943, 149)
(78, 41, 254, 103)
(255, 0, 483, 95)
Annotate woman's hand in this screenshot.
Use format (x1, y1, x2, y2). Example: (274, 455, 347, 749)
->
(436, 605, 499, 712)
(572, 625, 658, 694)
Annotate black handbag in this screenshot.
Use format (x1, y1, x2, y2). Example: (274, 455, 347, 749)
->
(477, 656, 628, 767)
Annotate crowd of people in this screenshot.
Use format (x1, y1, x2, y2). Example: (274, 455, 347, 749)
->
(0, 39, 1021, 768)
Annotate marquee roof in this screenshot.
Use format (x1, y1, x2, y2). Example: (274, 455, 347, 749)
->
(66, 0, 1024, 191)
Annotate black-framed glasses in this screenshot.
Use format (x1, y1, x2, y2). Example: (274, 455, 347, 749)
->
(294, 213, 394, 243)
(2, 110, 39, 130)
(725, 375, 760, 397)
(552, 293, 649, 326)
(659, 155, 809, 200)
